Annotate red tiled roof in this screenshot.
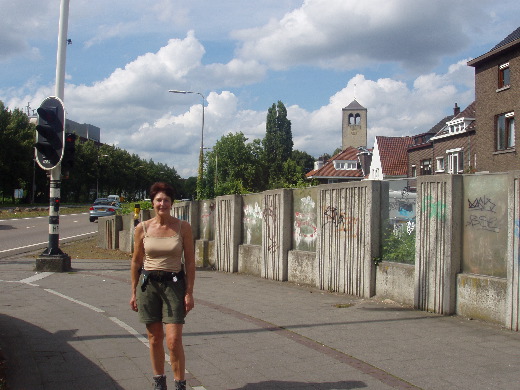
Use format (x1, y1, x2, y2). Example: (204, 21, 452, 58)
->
(306, 146, 364, 179)
(376, 136, 413, 177)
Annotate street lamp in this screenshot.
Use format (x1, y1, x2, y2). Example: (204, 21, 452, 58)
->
(169, 90, 205, 200)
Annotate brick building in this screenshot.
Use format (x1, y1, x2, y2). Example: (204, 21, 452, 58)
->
(407, 105, 460, 178)
(467, 27, 519, 172)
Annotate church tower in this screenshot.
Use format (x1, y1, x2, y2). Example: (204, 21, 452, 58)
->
(342, 99, 367, 150)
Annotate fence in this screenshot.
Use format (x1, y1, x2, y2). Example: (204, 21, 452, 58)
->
(98, 170, 520, 331)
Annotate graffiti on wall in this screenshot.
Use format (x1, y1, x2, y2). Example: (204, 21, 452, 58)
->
(294, 196, 317, 249)
(422, 195, 446, 221)
(243, 202, 262, 245)
(389, 187, 415, 221)
(322, 205, 359, 237)
(466, 195, 499, 233)
(200, 201, 215, 239)
(392, 220, 415, 237)
(263, 205, 278, 253)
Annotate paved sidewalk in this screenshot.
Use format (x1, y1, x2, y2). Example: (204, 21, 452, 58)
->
(0, 255, 519, 389)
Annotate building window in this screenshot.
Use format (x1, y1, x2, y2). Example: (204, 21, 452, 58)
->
(334, 160, 357, 170)
(411, 165, 416, 177)
(447, 149, 464, 174)
(436, 157, 445, 172)
(420, 159, 432, 175)
(498, 63, 510, 89)
(496, 112, 515, 150)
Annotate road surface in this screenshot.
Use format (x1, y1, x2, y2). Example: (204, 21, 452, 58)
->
(0, 211, 97, 259)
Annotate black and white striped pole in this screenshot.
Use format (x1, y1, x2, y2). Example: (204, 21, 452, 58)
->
(35, 0, 71, 272)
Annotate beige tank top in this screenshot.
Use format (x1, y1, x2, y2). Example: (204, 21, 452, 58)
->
(142, 220, 183, 272)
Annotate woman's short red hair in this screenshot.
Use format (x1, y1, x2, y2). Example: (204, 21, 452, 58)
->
(149, 182, 175, 202)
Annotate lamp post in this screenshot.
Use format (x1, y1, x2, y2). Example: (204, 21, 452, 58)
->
(169, 90, 205, 199)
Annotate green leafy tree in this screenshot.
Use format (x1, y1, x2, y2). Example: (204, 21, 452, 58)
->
(262, 101, 293, 188)
(203, 132, 264, 198)
(331, 147, 343, 156)
(291, 150, 315, 174)
(0, 102, 43, 203)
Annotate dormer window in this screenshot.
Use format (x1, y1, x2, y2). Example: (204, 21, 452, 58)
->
(447, 118, 467, 134)
(334, 160, 357, 170)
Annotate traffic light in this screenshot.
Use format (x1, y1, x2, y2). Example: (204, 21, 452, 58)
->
(35, 96, 65, 170)
(61, 133, 76, 178)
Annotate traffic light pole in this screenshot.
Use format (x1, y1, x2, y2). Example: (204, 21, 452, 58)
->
(35, 0, 71, 272)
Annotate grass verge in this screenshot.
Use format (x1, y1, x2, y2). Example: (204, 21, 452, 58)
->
(0, 206, 91, 220)
(57, 237, 132, 261)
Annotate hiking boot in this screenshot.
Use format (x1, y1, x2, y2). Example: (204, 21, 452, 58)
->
(153, 375, 167, 390)
(174, 379, 186, 390)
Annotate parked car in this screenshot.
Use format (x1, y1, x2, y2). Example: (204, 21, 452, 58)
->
(107, 194, 121, 203)
(89, 198, 121, 222)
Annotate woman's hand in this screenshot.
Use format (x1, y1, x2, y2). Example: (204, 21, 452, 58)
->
(185, 292, 194, 314)
(130, 293, 138, 312)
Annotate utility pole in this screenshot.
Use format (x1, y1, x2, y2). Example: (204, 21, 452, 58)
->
(35, 0, 71, 272)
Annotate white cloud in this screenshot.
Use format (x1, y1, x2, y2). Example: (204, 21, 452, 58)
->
(232, 0, 489, 71)
(108, 61, 475, 177)
(1, 0, 502, 179)
(0, 1, 55, 61)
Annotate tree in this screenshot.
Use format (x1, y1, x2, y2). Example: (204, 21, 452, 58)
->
(262, 101, 293, 188)
(203, 132, 264, 198)
(291, 150, 315, 174)
(0, 102, 43, 203)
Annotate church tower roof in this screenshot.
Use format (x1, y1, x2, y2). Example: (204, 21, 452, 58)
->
(343, 99, 366, 110)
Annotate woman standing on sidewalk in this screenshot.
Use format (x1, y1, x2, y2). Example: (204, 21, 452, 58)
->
(130, 182, 195, 390)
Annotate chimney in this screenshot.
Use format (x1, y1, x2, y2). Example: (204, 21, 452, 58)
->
(454, 103, 460, 116)
(357, 149, 373, 177)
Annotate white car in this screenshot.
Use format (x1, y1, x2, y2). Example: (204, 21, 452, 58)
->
(107, 194, 120, 203)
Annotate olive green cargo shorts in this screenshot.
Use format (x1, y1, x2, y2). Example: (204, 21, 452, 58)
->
(137, 275, 186, 324)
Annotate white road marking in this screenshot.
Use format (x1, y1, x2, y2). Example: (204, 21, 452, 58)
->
(44, 288, 105, 313)
(20, 272, 54, 284)
(5, 269, 207, 390)
(0, 231, 96, 254)
(109, 317, 150, 347)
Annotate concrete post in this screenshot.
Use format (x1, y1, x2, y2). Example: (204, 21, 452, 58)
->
(506, 171, 520, 331)
(261, 189, 291, 281)
(172, 200, 200, 264)
(215, 195, 242, 272)
(317, 181, 381, 297)
(414, 175, 462, 314)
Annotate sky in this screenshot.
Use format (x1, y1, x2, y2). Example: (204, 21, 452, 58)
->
(1, 0, 518, 178)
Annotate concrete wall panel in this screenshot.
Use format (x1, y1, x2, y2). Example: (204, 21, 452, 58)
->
(376, 262, 415, 306)
(317, 181, 380, 297)
(507, 171, 520, 330)
(239, 244, 262, 276)
(262, 190, 291, 281)
(415, 175, 462, 314)
(215, 195, 242, 273)
(288, 250, 317, 287)
(457, 274, 507, 324)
